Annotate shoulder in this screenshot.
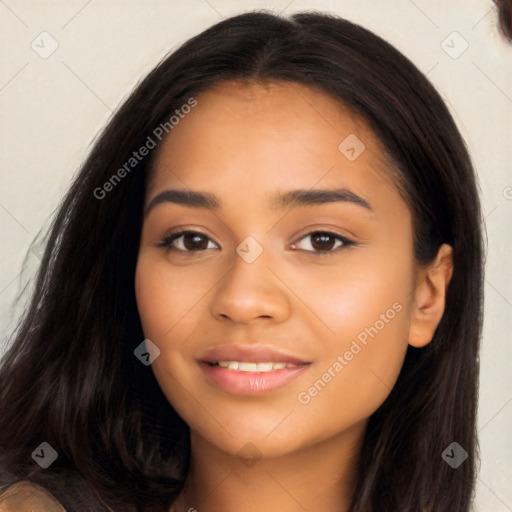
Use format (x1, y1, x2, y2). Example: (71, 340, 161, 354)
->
(0, 480, 66, 512)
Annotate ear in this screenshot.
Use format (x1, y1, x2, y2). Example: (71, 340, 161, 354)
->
(408, 243, 454, 348)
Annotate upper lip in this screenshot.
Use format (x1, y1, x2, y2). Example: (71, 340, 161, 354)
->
(199, 344, 310, 365)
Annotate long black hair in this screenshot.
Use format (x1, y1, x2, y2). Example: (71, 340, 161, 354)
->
(0, 10, 484, 512)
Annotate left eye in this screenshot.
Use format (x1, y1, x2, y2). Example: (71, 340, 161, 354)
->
(292, 231, 354, 254)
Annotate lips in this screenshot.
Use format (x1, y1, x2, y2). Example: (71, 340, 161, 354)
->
(198, 344, 312, 394)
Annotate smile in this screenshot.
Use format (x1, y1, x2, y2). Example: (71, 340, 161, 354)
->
(211, 361, 300, 372)
(197, 343, 312, 393)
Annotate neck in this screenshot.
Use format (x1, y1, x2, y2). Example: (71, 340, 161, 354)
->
(172, 420, 366, 512)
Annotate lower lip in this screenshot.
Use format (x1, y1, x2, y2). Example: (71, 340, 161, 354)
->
(199, 362, 311, 394)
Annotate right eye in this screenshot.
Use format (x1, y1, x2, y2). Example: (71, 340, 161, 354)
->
(156, 230, 220, 253)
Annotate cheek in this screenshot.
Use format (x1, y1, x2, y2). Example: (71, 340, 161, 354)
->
(134, 256, 200, 411)
(296, 251, 413, 422)
(134, 253, 204, 339)
(135, 258, 171, 338)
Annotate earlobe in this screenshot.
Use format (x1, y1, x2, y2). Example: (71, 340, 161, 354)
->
(408, 243, 454, 348)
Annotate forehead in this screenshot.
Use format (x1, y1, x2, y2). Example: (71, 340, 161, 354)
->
(147, 80, 400, 213)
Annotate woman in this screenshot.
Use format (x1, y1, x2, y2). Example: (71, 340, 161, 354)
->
(0, 9, 484, 512)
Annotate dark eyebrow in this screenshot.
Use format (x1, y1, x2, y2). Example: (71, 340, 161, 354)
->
(145, 187, 373, 217)
(145, 189, 220, 217)
(270, 188, 373, 213)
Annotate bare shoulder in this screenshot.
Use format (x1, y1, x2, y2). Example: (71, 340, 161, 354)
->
(0, 480, 66, 512)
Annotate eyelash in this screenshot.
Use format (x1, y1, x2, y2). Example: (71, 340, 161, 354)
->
(155, 229, 356, 256)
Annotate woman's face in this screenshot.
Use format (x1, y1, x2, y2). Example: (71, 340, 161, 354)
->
(135, 80, 421, 458)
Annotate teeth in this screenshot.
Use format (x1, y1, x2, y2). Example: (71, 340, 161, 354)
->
(215, 361, 297, 372)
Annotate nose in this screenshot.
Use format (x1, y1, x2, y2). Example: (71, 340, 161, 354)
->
(209, 245, 291, 325)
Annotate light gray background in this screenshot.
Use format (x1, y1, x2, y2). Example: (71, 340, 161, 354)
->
(1, 1, 511, 510)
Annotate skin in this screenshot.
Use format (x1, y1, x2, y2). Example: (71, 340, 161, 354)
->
(134, 80, 453, 512)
